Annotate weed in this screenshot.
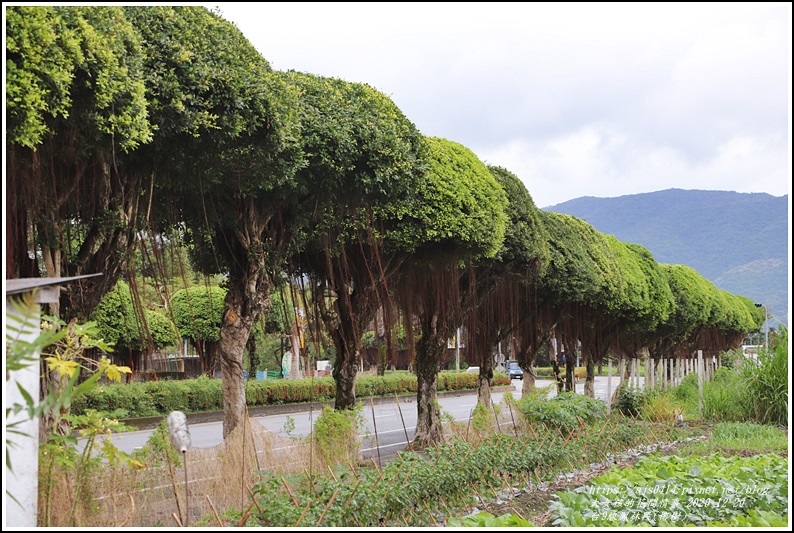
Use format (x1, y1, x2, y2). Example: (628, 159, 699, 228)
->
(311, 405, 364, 469)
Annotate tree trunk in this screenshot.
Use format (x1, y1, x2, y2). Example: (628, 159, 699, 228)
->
(584, 350, 595, 398)
(409, 312, 446, 449)
(522, 360, 538, 395)
(246, 334, 258, 380)
(477, 345, 495, 409)
(39, 241, 64, 441)
(289, 325, 302, 380)
(332, 338, 358, 410)
(218, 261, 270, 440)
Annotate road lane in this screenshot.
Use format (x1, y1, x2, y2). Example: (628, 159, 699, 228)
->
(96, 375, 635, 458)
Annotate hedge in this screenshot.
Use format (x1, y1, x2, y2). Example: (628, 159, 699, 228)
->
(71, 371, 511, 418)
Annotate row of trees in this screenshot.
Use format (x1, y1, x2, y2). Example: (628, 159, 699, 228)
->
(6, 6, 764, 448)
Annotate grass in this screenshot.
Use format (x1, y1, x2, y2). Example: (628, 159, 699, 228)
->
(677, 421, 789, 457)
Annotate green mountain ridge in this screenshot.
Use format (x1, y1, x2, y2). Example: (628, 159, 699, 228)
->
(543, 188, 789, 331)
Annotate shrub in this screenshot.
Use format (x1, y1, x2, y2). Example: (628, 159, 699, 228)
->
(702, 368, 750, 422)
(614, 385, 646, 417)
(640, 390, 683, 422)
(741, 327, 788, 426)
(518, 391, 606, 434)
(312, 405, 364, 468)
(719, 348, 742, 370)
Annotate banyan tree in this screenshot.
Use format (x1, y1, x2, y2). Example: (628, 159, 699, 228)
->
(126, 6, 304, 438)
(277, 70, 426, 411)
(465, 166, 549, 407)
(6, 6, 154, 438)
(538, 212, 626, 391)
(393, 137, 508, 449)
(6, 6, 152, 321)
(585, 239, 674, 397)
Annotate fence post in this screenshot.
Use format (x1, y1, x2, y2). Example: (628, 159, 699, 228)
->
(606, 359, 612, 415)
(697, 350, 704, 418)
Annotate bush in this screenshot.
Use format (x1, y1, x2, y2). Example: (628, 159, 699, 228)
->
(719, 348, 742, 370)
(72, 368, 506, 418)
(702, 368, 750, 422)
(741, 327, 788, 426)
(614, 385, 646, 417)
(518, 391, 606, 434)
(312, 405, 364, 468)
(640, 390, 683, 422)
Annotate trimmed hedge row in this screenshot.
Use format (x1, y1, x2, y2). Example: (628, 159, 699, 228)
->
(71, 371, 510, 418)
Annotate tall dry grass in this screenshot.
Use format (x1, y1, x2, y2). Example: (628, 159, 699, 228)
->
(39, 415, 333, 527)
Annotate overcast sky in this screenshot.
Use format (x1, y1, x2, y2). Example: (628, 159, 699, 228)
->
(205, 2, 791, 208)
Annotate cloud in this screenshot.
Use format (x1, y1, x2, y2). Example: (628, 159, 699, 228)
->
(209, 2, 792, 208)
(478, 127, 789, 208)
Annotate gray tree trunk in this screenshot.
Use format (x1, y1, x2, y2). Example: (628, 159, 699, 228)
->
(584, 351, 595, 398)
(409, 312, 446, 449)
(219, 255, 270, 440)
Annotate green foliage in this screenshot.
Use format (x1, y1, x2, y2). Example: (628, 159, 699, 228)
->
(539, 211, 621, 309)
(518, 391, 606, 434)
(471, 403, 493, 432)
(71, 370, 506, 418)
(143, 309, 180, 349)
(249, 416, 688, 527)
(678, 421, 788, 456)
(486, 165, 549, 274)
(708, 509, 789, 527)
(127, 5, 304, 278)
(91, 280, 142, 351)
(6, 5, 151, 150)
(390, 136, 509, 258)
(312, 405, 364, 467)
(667, 341, 788, 425)
(549, 453, 788, 527)
(640, 390, 684, 422)
(448, 511, 533, 527)
(169, 285, 226, 342)
(719, 347, 742, 369)
(741, 326, 788, 426)
(701, 367, 750, 422)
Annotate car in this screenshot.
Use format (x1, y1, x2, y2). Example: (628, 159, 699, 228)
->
(465, 366, 480, 373)
(506, 360, 523, 380)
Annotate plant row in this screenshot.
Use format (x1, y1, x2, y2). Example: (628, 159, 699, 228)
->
(550, 452, 788, 527)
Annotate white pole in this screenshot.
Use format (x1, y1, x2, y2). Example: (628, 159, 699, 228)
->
(697, 350, 704, 418)
(606, 359, 613, 414)
(5, 297, 42, 527)
(455, 327, 461, 371)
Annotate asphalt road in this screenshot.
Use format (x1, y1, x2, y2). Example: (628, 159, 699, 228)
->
(96, 375, 631, 460)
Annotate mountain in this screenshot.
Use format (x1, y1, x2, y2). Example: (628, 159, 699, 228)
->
(543, 189, 789, 331)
